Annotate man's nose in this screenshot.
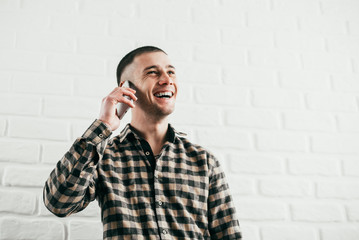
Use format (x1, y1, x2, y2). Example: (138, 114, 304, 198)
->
(158, 72, 173, 85)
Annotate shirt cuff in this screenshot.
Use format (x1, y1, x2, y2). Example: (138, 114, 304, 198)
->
(82, 119, 112, 145)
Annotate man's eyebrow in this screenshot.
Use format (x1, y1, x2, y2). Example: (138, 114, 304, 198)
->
(143, 65, 176, 72)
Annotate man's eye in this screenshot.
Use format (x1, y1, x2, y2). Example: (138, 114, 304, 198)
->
(147, 71, 158, 75)
(168, 71, 175, 75)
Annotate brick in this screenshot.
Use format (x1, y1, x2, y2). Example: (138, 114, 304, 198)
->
(236, 200, 287, 220)
(321, 227, 359, 240)
(194, 85, 248, 106)
(167, 23, 220, 44)
(275, 31, 325, 52)
(13, 73, 73, 95)
(288, 156, 341, 176)
(227, 175, 256, 195)
(332, 74, 359, 93)
(173, 84, 192, 104)
(50, 15, 107, 35)
(343, 158, 359, 177)
(47, 54, 106, 76)
(311, 134, 359, 154)
(302, 52, 352, 73)
(139, 1, 191, 23)
(0, 118, 5, 136)
(0, 140, 40, 163)
(78, 36, 134, 56)
(291, 203, 345, 222)
(222, 27, 274, 47)
(283, 111, 335, 132)
(0, 0, 20, 9)
(0, 30, 15, 49)
(69, 221, 102, 239)
(306, 92, 357, 112)
(252, 89, 303, 109)
(0, 94, 41, 116)
(221, 0, 270, 11)
(193, 4, 246, 26)
(21, 0, 77, 13)
(3, 165, 53, 187)
(8, 117, 70, 141)
(194, 45, 246, 66)
(262, 226, 317, 240)
(229, 154, 285, 174)
(0, 189, 36, 214)
(347, 203, 359, 221)
(225, 108, 279, 129)
(222, 67, 277, 87)
(174, 62, 221, 84)
(256, 132, 307, 152)
(0, 13, 49, 31)
(272, 0, 320, 14)
(197, 128, 252, 149)
(79, 0, 135, 17)
(0, 217, 64, 240)
(0, 73, 11, 92)
(337, 113, 359, 132)
(44, 96, 100, 119)
(109, 17, 165, 41)
(74, 76, 114, 97)
(299, 15, 347, 35)
(0, 52, 45, 71)
(327, 36, 359, 56)
(279, 70, 330, 90)
(348, 19, 359, 35)
(247, 11, 297, 31)
(240, 224, 260, 240)
(170, 104, 221, 126)
(41, 142, 72, 164)
(249, 49, 301, 69)
(16, 32, 75, 53)
(321, 0, 359, 20)
(317, 181, 359, 199)
(260, 179, 313, 197)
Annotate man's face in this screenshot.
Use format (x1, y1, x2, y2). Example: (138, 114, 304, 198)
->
(126, 51, 177, 118)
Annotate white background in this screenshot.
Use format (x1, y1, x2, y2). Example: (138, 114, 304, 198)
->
(0, 0, 359, 239)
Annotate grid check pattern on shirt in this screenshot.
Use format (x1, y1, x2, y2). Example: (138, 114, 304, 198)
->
(43, 120, 242, 239)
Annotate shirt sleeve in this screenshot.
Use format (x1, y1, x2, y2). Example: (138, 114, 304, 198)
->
(43, 119, 112, 217)
(207, 153, 242, 239)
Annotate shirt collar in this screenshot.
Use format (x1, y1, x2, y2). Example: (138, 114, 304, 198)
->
(118, 123, 186, 143)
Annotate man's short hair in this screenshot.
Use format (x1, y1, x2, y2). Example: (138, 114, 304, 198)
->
(116, 46, 167, 86)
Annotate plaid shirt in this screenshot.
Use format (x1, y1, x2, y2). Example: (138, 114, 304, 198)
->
(43, 119, 241, 239)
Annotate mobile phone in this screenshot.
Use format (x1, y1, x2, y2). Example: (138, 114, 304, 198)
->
(117, 81, 133, 120)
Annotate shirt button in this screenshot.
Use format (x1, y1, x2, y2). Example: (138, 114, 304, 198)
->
(145, 151, 150, 156)
(162, 229, 167, 235)
(99, 134, 104, 138)
(157, 200, 163, 206)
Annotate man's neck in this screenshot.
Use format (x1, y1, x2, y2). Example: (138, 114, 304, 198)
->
(130, 112, 169, 155)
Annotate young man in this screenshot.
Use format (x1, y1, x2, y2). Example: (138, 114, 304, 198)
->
(43, 46, 242, 239)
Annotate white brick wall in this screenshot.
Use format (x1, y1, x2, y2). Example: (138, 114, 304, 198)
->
(0, 0, 358, 239)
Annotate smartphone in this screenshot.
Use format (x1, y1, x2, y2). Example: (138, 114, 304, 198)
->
(117, 81, 133, 120)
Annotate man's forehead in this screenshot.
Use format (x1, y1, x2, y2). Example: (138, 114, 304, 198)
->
(133, 51, 172, 68)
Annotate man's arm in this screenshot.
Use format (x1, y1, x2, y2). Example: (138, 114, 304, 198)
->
(207, 154, 242, 239)
(43, 85, 136, 217)
(43, 120, 111, 217)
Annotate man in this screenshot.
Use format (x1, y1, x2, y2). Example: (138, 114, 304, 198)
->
(43, 46, 242, 239)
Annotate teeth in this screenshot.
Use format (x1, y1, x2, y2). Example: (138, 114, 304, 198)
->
(154, 92, 173, 98)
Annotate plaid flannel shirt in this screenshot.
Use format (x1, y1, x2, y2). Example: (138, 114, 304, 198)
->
(43, 119, 241, 239)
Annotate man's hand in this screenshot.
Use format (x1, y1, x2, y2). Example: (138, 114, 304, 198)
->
(99, 86, 137, 131)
